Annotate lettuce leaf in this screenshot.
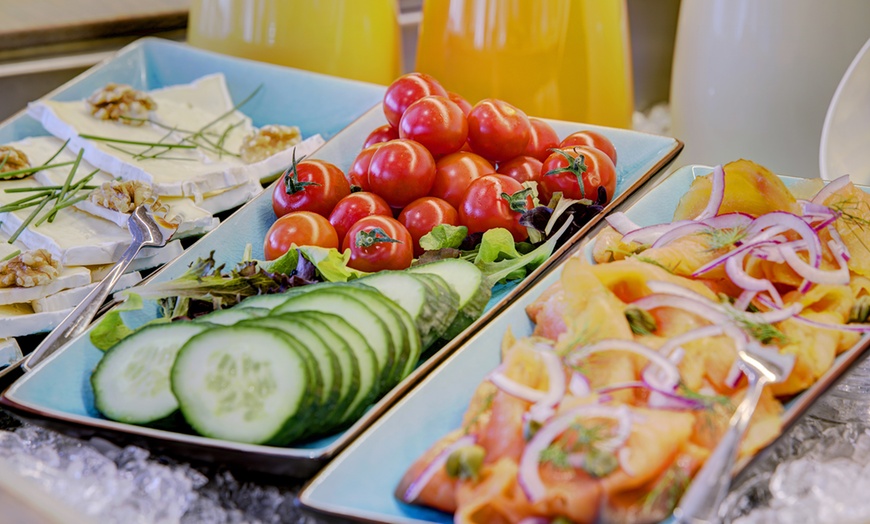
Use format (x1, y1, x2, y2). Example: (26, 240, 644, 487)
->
(419, 224, 468, 251)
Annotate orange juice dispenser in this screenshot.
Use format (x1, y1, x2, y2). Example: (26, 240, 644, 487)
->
(414, 0, 634, 128)
(187, 0, 403, 85)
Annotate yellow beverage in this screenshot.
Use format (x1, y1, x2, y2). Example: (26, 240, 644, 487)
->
(415, 0, 634, 128)
(187, 0, 402, 85)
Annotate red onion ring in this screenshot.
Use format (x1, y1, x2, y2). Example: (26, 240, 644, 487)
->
(488, 365, 546, 403)
(518, 405, 632, 502)
(605, 212, 642, 235)
(566, 338, 682, 388)
(402, 434, 477, 503)
(531, 350, 567, 413)
(632, 294, 732, 326)
(811, 174, 851, 205)
(618, 448, 636, 477)
(621, 220, 695, 245)
(778, 243, 849, 285)
(569, 371, 591, 396)
(694, 164, 726, 220)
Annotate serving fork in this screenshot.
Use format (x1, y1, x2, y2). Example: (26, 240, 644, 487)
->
(673, 344, 795, 524)
(22, 204, 177, 372)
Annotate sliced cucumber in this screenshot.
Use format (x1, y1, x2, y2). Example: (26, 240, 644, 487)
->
(406, 272, 460, 345)
(289, 311, 378, 426)
(238, 316, 342, 436)
(272, 288, 395, 393)
(171, 326, 316, 445)
(409, 259, 491, 339)
(355, 271, 455, 350)
(194, 307, 268, 326)
(92, 322, 210, 425)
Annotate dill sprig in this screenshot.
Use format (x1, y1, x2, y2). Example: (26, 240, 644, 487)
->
(727, 308, 789, 345)
(701, 225, 748, 251)
(829, 197, 870, 229)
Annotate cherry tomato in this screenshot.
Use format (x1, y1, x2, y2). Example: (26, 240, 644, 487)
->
(368, 139, 437, 208)
(263, 211, 339, 260)
(447, 91, 473, 116)
(539, 145, 617, 205)
(347, 143, 386, 192)
(466, 98, 532, 162)
(523, 118, 560, 162)
(399, 95, 468, 157)
(559, 130, 618, 166)
(343, 215, 413, 272)
(328, 191, 392, 246)
(272, 156, 350, 218)
(398, 197, 460, 257)
(458, 174, 532, 242)
(363, 124, 399, 148)
(383, 72, 448, 128)
(429, 151, 495, 209)
(497, 155, 543, 185)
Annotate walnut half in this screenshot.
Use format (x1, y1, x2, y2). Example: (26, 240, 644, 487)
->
(0, 249, 61, 288)
(86, 83, 156, 125)
(89, 180, 156, 214)
(239, 124, 302, 164)
(0, 145, 31, 179)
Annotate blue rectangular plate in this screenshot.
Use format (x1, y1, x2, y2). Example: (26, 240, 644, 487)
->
(0, 84, 682, 477)
(296, 166, 870, 522)
(0, 37, 386, 145)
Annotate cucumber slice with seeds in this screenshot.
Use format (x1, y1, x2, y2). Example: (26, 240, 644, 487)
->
(409, 259, 491, 339)
(273, 288, 395, 394)
(290, 311, 378, 426)
(171, 326, 315, 445)
(92, 322, 210, 425)
(238, 316, 343, 436)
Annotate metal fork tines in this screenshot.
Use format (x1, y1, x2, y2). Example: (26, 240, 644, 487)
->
(23, 205, 177, 372)
(673, 344, 795, 524)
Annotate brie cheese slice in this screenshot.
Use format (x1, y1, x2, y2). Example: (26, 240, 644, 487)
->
(0, 266, 90, 306)
(28, 74, 325, 198)
(31, 270, 142, 313)
(0, 305, 74, 338)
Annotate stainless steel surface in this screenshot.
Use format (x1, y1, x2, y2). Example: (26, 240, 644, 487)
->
(23, 205, 175, 372)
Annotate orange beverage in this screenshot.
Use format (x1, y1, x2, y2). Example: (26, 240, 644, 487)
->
(415, 0, 634, 128)
(187, 0, 402, 85)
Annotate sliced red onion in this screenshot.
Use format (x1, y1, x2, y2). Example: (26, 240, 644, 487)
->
(645, 280, 714, 302)
(701, 212, 754, 230)
(792, 314, 870, 332)
(828, 226, 851, 261)
(778, 243, 849, 285)
(645, 382, 706, 411)
(749, 212, 822, 266)
(691, 238, 780, 277)
(747, 302, 803, 324)
(632, 294, 732, 326)
(621, 220, 695, 245)
(402, 434, 477, 503)
(569, 371, 591, 397)
(489, 366, 546, 403)
(694, 164, 726, 220)
(596, 380, 647, 395)
(725, 361, 743, 389)
(658, 325, 727, 357)
(605, 212, 642, 235)
(518, 405, 633, 502)
(650, 222, 710, 249)
(531, 350, 566, 413)
(811, 174, 851, 205)
(518, 518, 551, 524)
(734, 290, 757, 311)
(566, 339, 682, 388)
(618, 447, 636, 477)
(801, 200, 837, 218)
(567, 452, 587, 469)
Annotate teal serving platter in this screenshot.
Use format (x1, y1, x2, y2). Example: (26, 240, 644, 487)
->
(296, 166, 870, 521)
(0, 51, 682, 477)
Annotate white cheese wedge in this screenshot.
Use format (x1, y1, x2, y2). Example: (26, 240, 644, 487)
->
(31, 270, 142, 313)
(20, 136, 217, 238)
(128, 239, 184, 273)
(0, 338, 22, 367)
(0, 266, 90, 306)
(0, 304, 74, 338)
(27, 74, 324, 199)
